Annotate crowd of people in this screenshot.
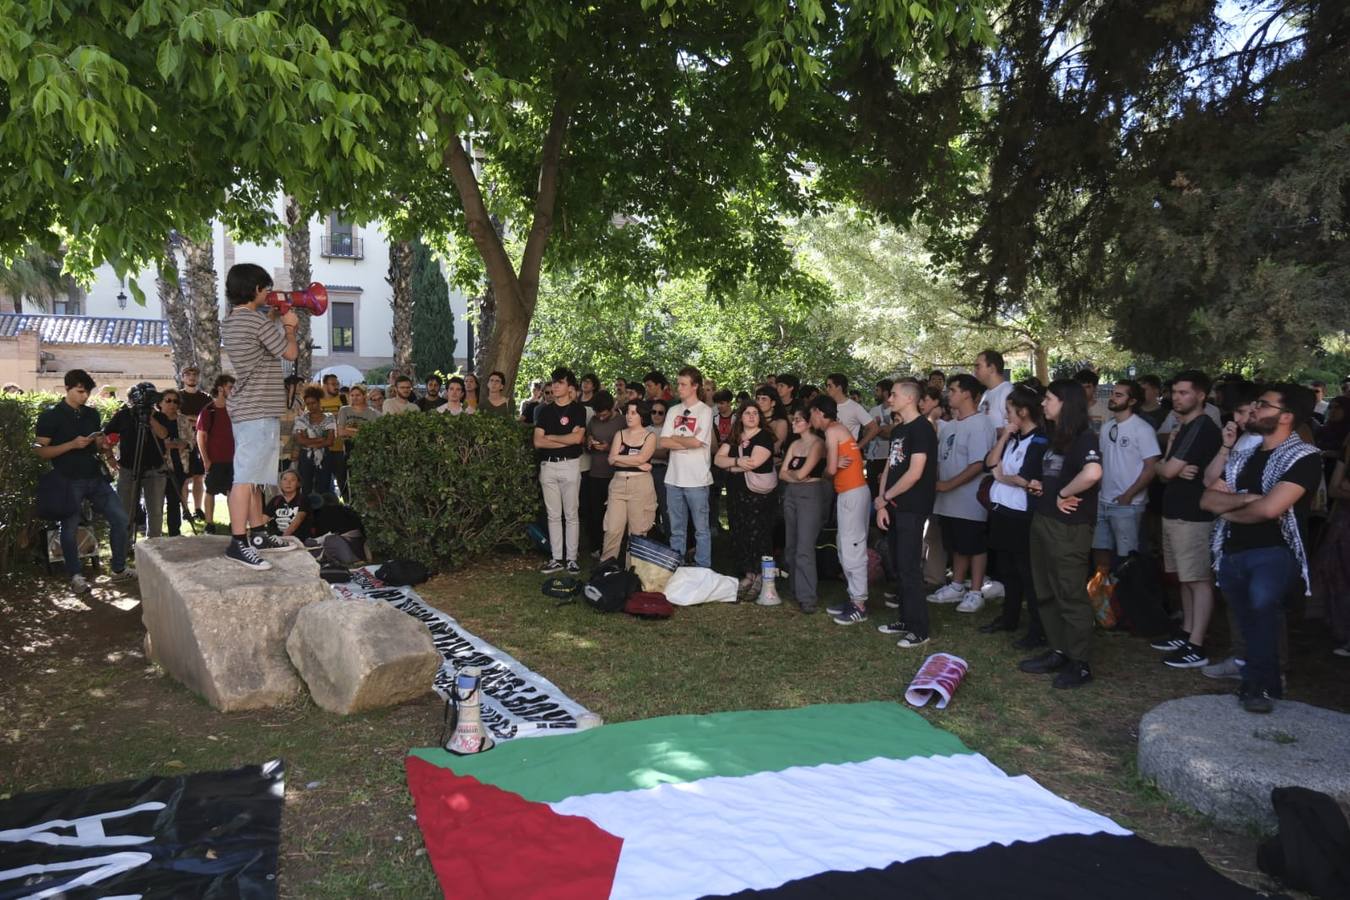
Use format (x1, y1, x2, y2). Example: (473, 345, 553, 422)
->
(26, 261, 1349, 714)
(518, 357, 1349, 713)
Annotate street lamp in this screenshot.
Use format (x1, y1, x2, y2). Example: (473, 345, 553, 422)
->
(117, 290, 127, 310)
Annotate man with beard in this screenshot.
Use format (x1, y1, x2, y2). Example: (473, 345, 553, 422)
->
(1092, 380, 1160, 571)
(1154, 370, 1223, 668)
(177, 365, 211, 520)
(383, 375, 420, 414)
(418, 375, 443, 412)
(1201, 384, 1320, 713)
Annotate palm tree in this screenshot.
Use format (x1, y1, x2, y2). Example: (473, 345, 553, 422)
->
(0, 244, 80, 313)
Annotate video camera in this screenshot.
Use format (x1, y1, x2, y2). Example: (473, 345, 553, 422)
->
(265, 282, 329, 317)
(127, 381, 162, 412)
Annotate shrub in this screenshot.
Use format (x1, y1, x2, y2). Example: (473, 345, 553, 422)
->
(347, 412, 538, 569)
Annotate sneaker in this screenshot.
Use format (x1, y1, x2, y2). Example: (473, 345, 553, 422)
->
(1018, 650, 1068, 674)
(1241, 689, 1274, 714)
(251, 532, 298, 553)
(540, 559, 564, 574)
(927, 582, 967, 604)
(1163, 642, 1209, 668)
(831, 604, 868, 626)
(1202, 657, 1244, 680)
(979, 618, 1015, 634)
(955, 591, 985, 613)
(193, 511, 206, 521)
(980, 579, 1005, 600)
(107, 565, 136, 582)
(71, 574, 91, 594)
(798, 602, 817, 615)
(877, 619, 909, 635)
(825, 601, 851, 617)
(896, 632, 930, 649)
(1333, 643, 1350, 658)
(1012, 631, 1048, 650)
(1149, 632, 1188, 652)
(1053, 660, 1093, 689)
(226, 539, 272, 571)
(565, 560, 581, 575)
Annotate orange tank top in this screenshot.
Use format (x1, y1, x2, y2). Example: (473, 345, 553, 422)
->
(833, 434, 866, 493)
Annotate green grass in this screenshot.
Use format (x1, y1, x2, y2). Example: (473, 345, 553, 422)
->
(2, 550, 1341, 897)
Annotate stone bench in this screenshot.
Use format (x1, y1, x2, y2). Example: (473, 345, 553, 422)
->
(136, 536, 331, 711)
(1138, 694, 1350, 832)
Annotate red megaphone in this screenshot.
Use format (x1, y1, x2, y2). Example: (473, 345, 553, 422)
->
(265, 282, 329, 316)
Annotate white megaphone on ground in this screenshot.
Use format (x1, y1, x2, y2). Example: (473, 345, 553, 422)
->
(445, 667, 495, 755)
(757, 556, 781, 606)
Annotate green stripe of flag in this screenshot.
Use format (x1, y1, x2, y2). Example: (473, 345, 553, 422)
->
(411, 701, 969, 802)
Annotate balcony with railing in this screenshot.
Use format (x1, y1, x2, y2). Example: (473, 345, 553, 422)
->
(321, 233, 363, 259)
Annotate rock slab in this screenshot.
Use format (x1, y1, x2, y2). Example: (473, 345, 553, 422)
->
(137, 536, 330, 711)
(1138, 694, 1350, 832)
(286, 597, 440, 715)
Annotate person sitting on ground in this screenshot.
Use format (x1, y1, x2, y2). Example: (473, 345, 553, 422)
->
(602, 399, 658, 562)
(383, 375, 419, 415)
(1019, 379, 1102, 690)
(715, 401, 777, 601)
(480, 371, 514, 417)
(780, 404, 828, 613)
(34, 368, 132, 593)
(265, 468, 312, 541)
(436, 376, 472, 415)
(196, 374, 236, 534)
(419, 375, 443, 412)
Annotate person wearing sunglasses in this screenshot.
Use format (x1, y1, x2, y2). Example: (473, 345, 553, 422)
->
(1091, 380, 1160, 576)
(1202, 384, 1321, 713)
(647, 400, 670, 536)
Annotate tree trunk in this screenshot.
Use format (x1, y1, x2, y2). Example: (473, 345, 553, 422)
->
(387, 239, 415, 381)
(284, 197, 314, 380)
(180, 233, 222, 384)
(158, 236, 195, 378)
(1034, 343, 1049, 383)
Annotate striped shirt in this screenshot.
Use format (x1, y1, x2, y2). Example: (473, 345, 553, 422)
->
(222, 306, 288, 423)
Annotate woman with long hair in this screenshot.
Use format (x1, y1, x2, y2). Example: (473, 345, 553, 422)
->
(464, 373, 481, 412)
(980, 385, 1050, 646)
(602, 400, 658, 561)
(779, 404, 828, 613)
(754, 385, 789, 455)
(1020, 379, 1103, 689)
(715, 401, 777, 601)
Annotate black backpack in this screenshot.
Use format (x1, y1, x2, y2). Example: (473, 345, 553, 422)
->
(376, 559, 431, 587)
(1112, 552, 1172, 638)
(583, 559, 641, 613)
(1258, 786, 1350, 899)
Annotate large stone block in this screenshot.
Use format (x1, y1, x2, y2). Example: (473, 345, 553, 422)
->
(1138, 694, 1350, 832)
(137, 536, 330, 711)
(286, 598, 440, 715)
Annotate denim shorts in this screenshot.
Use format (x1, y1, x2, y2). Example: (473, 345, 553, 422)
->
(1092, 501, 1144, 556)
(232, 417, 280, 487)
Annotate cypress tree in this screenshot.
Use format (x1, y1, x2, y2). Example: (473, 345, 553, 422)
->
(410, 238, 457, 378)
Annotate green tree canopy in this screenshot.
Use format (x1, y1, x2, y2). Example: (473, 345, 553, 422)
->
(410, 238, 456, 378)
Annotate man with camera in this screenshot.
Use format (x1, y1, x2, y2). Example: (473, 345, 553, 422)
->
(219, 263, 301, 570)
(34, 369, 133, 593)
(105, 381, 174, 541)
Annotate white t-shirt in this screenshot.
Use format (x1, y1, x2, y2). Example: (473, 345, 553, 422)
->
(977, 380, 1013, 431)
(835, 398, 872, 441)
(1099, 413, 1161, 505)
(1158, 402, 1221, 435)
(933, 413, 997, 522)
(865, 403, 891, 460)
(660, 399, 713, 488)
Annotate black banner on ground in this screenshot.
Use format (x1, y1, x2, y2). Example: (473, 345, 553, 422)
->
(0, 760, 284, 899)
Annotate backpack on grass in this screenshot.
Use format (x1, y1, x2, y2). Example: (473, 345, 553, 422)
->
(584, 559, 641, 613)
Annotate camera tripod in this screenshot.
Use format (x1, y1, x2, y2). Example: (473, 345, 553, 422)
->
(122, 408, 203, 553)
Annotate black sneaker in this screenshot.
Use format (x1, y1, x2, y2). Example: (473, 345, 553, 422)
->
(226, 539, 272, 571)
(979, 618, 1015, 634)
(1241, 689, 1274, 714)
(1053, 660, 1093, 689)
(1149, 632, 1188, 652)
(565, 560, 581, 575)
(1162, 642, 1209, 669)
(1018, 650, 1068, 674)
(1012, 632, 1048, 650)
(825, 602, 851, 617)
(193, 511, 206, 521)
(540, 559, 564, 574)
(876, 619, 909, 635)
(831, 604, 868, 626)
(251, 531, 298, 553)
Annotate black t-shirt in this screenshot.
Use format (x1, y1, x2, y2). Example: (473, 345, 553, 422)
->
(106, 407, 170, 473)
(1036, 430, 1101, 525)
(787, 443, 826, 478)
(535, 401, 587, 460)
(1224, 449, 1323, 554)
(266, 492, 311, 538)
(35, 401, 104, 480)
(178, 389, 210, 420)
(884, 416, 939, 515)
(1163, 415, 1222, 521)
(730, 429, 776, 474)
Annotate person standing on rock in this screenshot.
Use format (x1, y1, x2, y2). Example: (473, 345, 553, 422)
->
(219, 263, 303, 571)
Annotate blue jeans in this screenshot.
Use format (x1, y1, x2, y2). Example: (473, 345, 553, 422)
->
(1218, 546, 1297, 698)
(60, 477, 129, 576)
(666, 484, 711, 568)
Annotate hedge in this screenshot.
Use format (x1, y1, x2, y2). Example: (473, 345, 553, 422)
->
(347, 411, 538, 570)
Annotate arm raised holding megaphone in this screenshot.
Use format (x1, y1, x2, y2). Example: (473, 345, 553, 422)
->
(264, 282, 329, 317)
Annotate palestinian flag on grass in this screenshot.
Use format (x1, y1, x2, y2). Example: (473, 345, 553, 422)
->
(406, 703, 1263, 899)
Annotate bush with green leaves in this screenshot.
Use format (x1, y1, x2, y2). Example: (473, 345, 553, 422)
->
(347, 411, 537, 569)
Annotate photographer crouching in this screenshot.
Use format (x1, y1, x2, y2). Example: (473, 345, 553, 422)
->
(219, 263, 302, 570)
(33, 369, 133, 593)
